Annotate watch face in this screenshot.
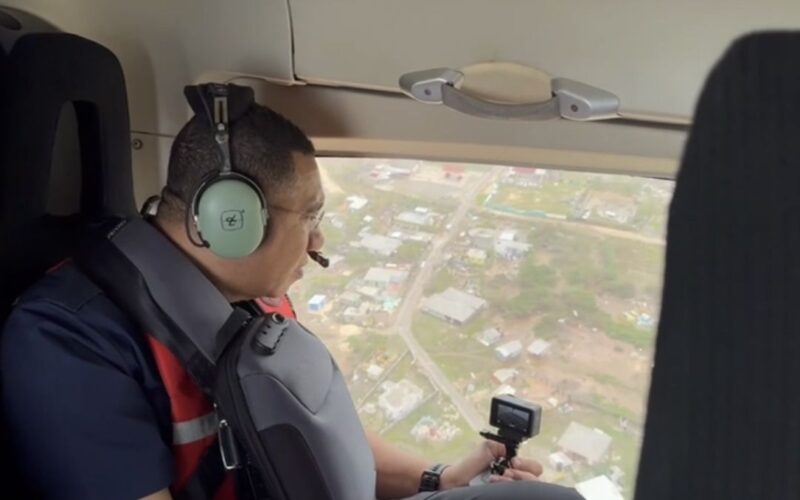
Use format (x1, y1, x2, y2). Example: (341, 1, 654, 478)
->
(419, 465, 446, 492)
(420, 472, 439, 491)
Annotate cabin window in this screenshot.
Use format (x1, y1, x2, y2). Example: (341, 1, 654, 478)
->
(293, 158, 673, 498)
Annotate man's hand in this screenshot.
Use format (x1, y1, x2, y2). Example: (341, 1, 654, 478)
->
(439, 439, 543, 489)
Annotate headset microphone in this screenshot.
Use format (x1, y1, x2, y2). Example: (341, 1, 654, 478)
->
(308, 251, 329, 268)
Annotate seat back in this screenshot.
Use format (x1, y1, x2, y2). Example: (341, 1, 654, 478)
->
(0, 11, 136, 321)
(0, 7, 136, 493)
(635, 32, 800, 499)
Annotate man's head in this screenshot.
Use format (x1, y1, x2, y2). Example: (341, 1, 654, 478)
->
(157, 96, 325, 302)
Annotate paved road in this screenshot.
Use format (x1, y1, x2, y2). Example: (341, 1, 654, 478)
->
(391, 167, 504, 432)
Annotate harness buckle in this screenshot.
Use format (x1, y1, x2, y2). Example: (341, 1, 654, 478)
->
(217, 418, 242, 470)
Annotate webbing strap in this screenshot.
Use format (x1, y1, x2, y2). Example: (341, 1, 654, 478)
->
(74, 217, 251, 394)
(173, 413, 218, 446)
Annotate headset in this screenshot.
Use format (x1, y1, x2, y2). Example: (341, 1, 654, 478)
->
(184, 83, 267, 259)
(177, 83, 328, 267)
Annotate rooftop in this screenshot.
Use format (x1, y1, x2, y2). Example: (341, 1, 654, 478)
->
(396, 211, 435, 226)
(477, 327, 503, 346)
(358, 234, 402, 255)
(308, 294, 327, 306)
(346, 195, 369, 210)
(575, 475, 624, 500)
(558, 422, 613, 463)
(364, 267, 409, 285)
(499, 230, 517, 241)
(527, 339, 552, 356)
(495, 340, 523, 358)
(422, 288, 487, 324)
(494, 384, 517, 396)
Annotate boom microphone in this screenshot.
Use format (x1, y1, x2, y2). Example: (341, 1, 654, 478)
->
(308, 251, 329, 268)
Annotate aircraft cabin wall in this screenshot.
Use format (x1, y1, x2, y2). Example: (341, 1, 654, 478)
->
(3, 4, 800, 499)
(4, 1, 800, 207)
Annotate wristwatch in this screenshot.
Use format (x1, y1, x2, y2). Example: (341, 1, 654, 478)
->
(418, 463, 450, 492)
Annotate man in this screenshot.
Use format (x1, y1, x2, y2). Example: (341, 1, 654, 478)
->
(2, 91, 581, 500)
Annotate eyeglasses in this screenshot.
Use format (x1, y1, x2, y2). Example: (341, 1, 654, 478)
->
(305, 209, 325, 230)
(269, 205, 325, 231)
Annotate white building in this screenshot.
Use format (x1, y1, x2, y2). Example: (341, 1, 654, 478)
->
(346, 195, 369, 211)
(366, 364, 384, 381)
(527, 339, 552, 357)
(548, 451, 574, 472)
(494, 240, 532, 260)
(396, 211, 435, 227)
(307, 294, 327, 313)
(558, 422, 613, 465)
(422, 288, 487, 325)
(364, 267, 409, 287)
(499, 229, 517, 242)
(575, 475, 624, 500)
(495, 340, 523, 361)
(477, 327, 503, 347)
(494, 384, 517, 396)
(378, 380, 424, 421)
(357, 234, 402, 256)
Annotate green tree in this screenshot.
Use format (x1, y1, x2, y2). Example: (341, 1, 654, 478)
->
(396, 241, 427, 263)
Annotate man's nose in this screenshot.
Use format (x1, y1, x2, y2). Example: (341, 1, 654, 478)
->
(308, 227, 325, 252)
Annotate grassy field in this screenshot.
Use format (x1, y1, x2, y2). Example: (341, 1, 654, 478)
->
(381, 395, 479, 465)
(490, 171, 593, 215)
(491, 184, 578, 216)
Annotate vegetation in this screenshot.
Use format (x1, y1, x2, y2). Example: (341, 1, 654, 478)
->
(396, 241, 428, 263)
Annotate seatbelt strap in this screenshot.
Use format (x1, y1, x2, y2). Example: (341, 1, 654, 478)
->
(75, 217, 250, 394)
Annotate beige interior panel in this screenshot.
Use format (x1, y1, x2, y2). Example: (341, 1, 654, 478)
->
(290, 0, 800, 119)
(232, 77, 683, 178)
(130, 133, 173, 208)
(5, 2, 716, 184)
(2, 0, 295, 136)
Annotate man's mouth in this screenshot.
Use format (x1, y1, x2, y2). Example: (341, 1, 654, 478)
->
(295, 258, 310, 279)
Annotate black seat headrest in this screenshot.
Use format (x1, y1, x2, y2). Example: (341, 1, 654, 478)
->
(0, 28, 136, 319)
(636, 31, 800, 499)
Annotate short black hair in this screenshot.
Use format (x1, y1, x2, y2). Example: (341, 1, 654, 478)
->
(160, 103, 315, 219)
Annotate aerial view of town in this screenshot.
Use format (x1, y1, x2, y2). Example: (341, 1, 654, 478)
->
(290, 157, 674, 500)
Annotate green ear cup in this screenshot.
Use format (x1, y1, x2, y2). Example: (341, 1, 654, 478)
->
(195, 178, 268, 258)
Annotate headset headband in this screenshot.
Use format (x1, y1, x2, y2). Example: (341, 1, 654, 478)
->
(183, 83, 256, 177)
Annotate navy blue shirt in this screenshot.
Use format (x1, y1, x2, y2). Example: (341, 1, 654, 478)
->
(2, 263, 174, 499)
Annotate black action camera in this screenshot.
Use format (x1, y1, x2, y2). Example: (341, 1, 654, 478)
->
(480, 395, 542, 475)
(490, 394, 542, 439)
